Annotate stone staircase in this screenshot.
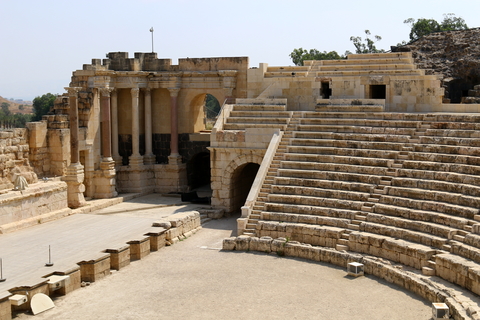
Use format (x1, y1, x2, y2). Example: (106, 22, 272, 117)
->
(237, 105, 480, 296)
(223, 100, 290, 130)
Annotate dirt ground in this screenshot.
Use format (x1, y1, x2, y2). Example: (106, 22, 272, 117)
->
(14, 216, 432, 320)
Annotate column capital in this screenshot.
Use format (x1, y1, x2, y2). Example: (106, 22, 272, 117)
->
(65, 87, 82, 97)
(168, 88, 180, 97)
(131, 87, 140, 98)
(144, 87, 152, 97)
(99, 87, 113, 97)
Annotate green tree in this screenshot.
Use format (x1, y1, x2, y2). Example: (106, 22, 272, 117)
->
(0, 102, 11, 116)
(18, 104, 24, 111)
(32, 93, 56, 121)
(404, 13, 468, 41)
(289, 48, 344, 66)
(204, 94, 220, 119)
(350, 30, 385, 54)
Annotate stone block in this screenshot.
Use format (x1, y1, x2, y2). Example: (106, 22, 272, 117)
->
(145, 229, 167, 251)
(10, 281, 49, 312)
(236, 235, 251, 251)
(0, 293, 11, 320)
(105, 245, 131, 270)
(45, 266, 81, 295)
(222, 237, 236, 250)
(77, 253, 111, 282)
(128, 237, 150, 261)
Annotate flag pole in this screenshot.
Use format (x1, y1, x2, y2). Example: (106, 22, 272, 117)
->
(150, 27, 154, 53)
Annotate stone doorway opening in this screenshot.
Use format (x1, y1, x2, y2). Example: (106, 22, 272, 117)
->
(231, 162, 260, 215)
(187, 152, 211, 191)
(370, 85, 386, 99)
(321, 81, 332, 99)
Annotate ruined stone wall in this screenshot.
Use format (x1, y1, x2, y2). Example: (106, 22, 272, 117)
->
(392, 28, 480, 103)
(0, 128, 37, 191)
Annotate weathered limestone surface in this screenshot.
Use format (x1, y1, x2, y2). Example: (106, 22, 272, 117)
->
(0, 180, 69, 233)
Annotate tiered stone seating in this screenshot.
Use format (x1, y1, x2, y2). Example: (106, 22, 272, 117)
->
(264, 52, 423, 78)
(222, 100, 291, 130)
(240, 106, 480, 296)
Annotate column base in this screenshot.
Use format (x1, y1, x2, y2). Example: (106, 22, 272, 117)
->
(64, 163, 87, 209)
(113, 155, 123, 167)
(168, 154, 182, 165)
(94, 159, 118, 198)
(143, 153, 156, 165)
(128, 154, 144, 168)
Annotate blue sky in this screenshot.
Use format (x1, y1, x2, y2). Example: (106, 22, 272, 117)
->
(1, 0, 479, 100)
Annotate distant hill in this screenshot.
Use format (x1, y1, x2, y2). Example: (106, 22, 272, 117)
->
(0, 96, 34, 114)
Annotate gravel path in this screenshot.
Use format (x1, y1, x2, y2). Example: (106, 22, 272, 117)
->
(15, 216, 431, 320)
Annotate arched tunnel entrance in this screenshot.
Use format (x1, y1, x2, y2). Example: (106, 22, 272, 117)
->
(231, 162, 260, 215)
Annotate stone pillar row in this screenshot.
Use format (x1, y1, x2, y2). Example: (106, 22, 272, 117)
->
(106, 87, 181, 166)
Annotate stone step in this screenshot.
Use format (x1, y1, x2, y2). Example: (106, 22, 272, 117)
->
(453, 235, 465, 242)
(391, 163, 403, 169)
(373, 189, 386, 195)
(337, 239, 349, 246)
(457, 230, 468, 236)
(409, 139, 420, 143)
(250, 214, 261, 220)
(379, 180, 391, 186)
(355, 215, 367, 221)
(442, 244, 452, 251)
(367, 197, 380, 202)
(341, 234, 350, 240)
(421, 267, 435, 276)
(427, 260, 436, 269)
(464, 225, 473, 232)
(336, 244, 349, 251)
(347, 224, 360, 230)
(351, 220, 362, 225)
(398, 155, 409, 160)
(246, 223, 257, 229)
(385, 170, 397, 177)
(402, 147, 414, 151)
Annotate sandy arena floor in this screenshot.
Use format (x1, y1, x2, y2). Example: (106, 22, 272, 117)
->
(13, 214, 432, 320)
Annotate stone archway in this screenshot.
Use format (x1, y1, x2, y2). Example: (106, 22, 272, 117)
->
(217, 153, 263, 214)
(230, 162, 260, 215)
(188, 93, 221, 132)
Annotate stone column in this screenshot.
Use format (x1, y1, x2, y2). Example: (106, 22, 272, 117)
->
(168, 88, 181, 164)
(96, 88, 117, 198)
(64, 87, 86, 208)
(143, 88, 155, 165)
(129, 88, 143, 167)
(111, 89, 122, 166)
(99, 88, 113, 161)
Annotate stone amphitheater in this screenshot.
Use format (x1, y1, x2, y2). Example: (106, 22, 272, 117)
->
(1, 29, 480, 319)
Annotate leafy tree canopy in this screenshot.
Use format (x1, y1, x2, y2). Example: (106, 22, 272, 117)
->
(32, 93, 56, 121)
(404, 13, 468, 41)
(289, 48, 344, 66)
(350, 30, 385, 54)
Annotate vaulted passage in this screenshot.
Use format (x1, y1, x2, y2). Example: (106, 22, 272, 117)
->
(231, 163, 260, 214)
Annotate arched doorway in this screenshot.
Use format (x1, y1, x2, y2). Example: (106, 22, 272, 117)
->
(231, 162, 260, 215)
(187, 152, 211, 190)
(204, 94, 220, 130)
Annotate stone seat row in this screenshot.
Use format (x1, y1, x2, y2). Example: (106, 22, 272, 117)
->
(305, 111, 480, 123)
(278, 161, 480, 209)
(292, 132, 412, 143)
(315, 63, 416, 71)
(314, 106, 385, 113)
(270, 174, 477, 222)
(231, 104, 287, 112)
(229, 111, 292, 118)
(306, 56, 413, 66)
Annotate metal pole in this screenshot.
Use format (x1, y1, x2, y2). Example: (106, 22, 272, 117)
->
(150, 27, 154, 53)
(0, 258, 6, 282)
(46, 245, 54, 267)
